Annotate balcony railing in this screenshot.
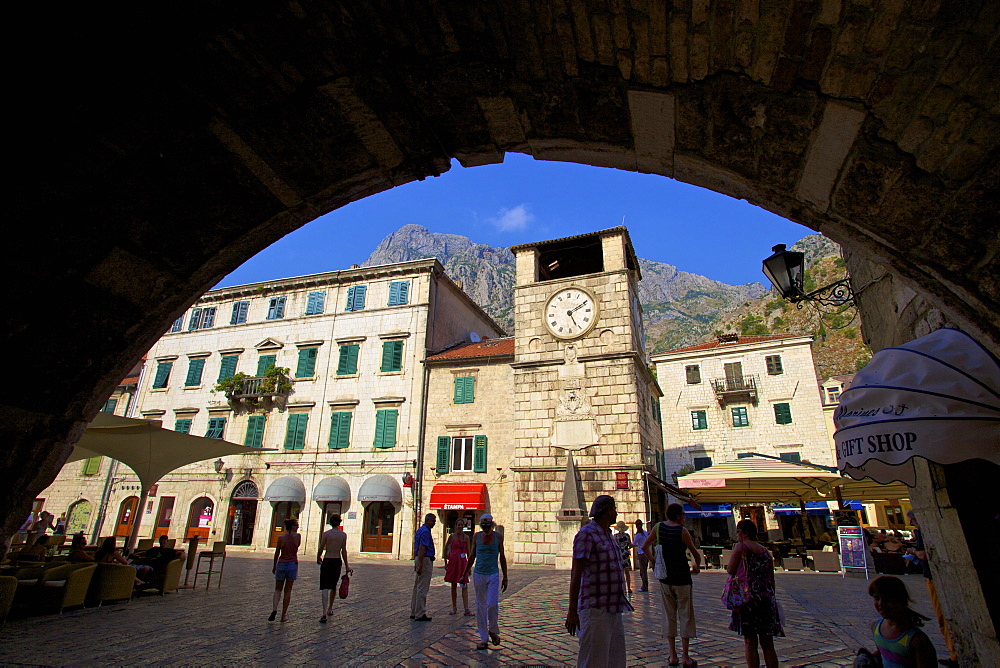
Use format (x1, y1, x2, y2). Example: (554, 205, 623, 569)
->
(234, 376, 281, 398)
(711, 374, 759, 406)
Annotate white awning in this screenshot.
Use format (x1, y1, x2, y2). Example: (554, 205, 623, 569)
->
(264, 476, 306, 503)
(314, 477, 351, 504)
(834, 328, 1000, 486)
(357, 474, 402, 503)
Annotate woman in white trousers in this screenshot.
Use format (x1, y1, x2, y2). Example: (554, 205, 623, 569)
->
(465, 513, 508, 651)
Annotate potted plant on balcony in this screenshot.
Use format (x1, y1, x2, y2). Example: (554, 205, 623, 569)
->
(258, 365, 292, 411)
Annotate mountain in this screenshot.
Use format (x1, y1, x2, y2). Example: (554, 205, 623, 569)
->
(363, 225, 868, 376)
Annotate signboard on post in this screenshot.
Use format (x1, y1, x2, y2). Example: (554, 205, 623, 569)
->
(838, 525, 871, 579)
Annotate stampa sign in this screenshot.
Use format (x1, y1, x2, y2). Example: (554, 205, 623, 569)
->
(834, 328, 1000, 486)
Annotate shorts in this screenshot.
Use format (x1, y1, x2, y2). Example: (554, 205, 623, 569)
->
(275, 562, 298, 581)
(320, 558, 342, 590)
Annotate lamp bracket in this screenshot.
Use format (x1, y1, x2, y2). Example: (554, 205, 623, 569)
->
(793, 278, 855, 309)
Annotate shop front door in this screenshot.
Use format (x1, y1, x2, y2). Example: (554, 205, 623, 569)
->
(269, 502, 301, 548)
(115, 496, 139, 537)
(153, 497, 175, 539)
(227, 499, 258, 546)
(361, 501, 395, 553)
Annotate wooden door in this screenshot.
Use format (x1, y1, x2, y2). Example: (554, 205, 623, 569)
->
(154, 497, 175, 539)
(115, 496, 139, 537)
(361, 502, 395, 553)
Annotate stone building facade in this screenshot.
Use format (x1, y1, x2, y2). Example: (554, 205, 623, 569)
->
(39, 260, 504, 557)
(420, 338, 516, 547)
(652, 334, 832, 479)
(509, 228, 664, 568)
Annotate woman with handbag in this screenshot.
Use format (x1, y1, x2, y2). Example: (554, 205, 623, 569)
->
(727, 519, 784, 668)
(642, 503, 702, 668)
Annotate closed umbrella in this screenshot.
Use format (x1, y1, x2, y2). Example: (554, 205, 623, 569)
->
(834, 328, 1000, 486)
(66, 412, 269, 549)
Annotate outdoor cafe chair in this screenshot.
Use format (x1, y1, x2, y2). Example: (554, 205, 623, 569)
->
(149, 558, 183, 595)
(807, 550, 841, 573)
(136, 539, 154, 553)
(85, 563, 135, 607)
(35, 563, 96, 615)
(194, 541, 227, 589)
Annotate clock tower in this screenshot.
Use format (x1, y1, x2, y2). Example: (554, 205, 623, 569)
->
(509, 227, 664, 568)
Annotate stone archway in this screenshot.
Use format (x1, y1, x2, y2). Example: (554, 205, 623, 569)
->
(5, 2, 998, 656)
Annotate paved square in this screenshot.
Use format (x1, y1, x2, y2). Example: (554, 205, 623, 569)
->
(0, 554, 947, 666)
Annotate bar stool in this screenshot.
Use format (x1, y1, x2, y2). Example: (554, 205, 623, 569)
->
(194, 542, 227, 589)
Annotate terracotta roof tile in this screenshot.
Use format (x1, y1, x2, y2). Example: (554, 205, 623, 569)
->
(425, 337, 514, 362)
(120, 375, 140, 386)
(655, 334, 808, 355)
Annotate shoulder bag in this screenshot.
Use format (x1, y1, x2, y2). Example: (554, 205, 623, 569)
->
(652, 523, 668, 580)
(721, 554, 750, 610)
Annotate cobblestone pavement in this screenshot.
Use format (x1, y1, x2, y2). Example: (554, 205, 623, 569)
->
(0, 554, 946, 667)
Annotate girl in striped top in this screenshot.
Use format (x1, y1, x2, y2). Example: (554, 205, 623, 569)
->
(867, 576, 936, 667)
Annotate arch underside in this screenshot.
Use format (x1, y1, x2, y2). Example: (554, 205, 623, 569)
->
(6, 2, 998, 545)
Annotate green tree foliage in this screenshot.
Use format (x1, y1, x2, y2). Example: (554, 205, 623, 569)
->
(739, 313, 769, 335)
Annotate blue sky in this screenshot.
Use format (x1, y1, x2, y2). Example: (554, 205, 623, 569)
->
(218, 153, 812, 289)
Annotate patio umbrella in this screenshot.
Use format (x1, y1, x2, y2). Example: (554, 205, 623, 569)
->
(676, 456, 908, 504)
(65, 412, 268, 549)
(834, 328, 1000, 486)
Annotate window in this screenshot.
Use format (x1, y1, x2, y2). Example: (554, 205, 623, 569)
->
(188, 308, 203, 331)
(244, 415, 266, 448)
(650, 397, 662, 424)
(436, 435, 487, 473)
(152, 361, 172, 389)
(266, 296, 286, 320)
(737, 452, 754, 459)
(685, 365, 701, 384)
(724, 362, 743, 382)
(732, 407, 749, 427)
(284, 414, 308, 450)
(296, 347, 319, 378)
(345, 285, 367, 311)
(305, 291, 326, 315)
(257, 354, 277, 376)
(380, 340, 404, 373)
(451, 436, 474, 471)
(780, 451, 801, 463)
(765, 355, 783, 375)
(185, 358, 206, 386)
(336, 344, 359, 375)
(101, 398, 118, 414)
(388, 281, 410, 305)
(206, 417, 226, 439)
(170, 316, 183, 333)
(453, 376, 475, 404)
(174, 419, 192, 434)
(328, 412, 352, 449)
(81, 457, 102, 476)
(691, 410, 707, 430)
(826, 387, 841, 403)
(774, 402, 792, 425)
(693, 456, 713, 471)
(231, 301, 250, 325)
(373, 409, 398, 448)
(218, 354, 239, 381)
(187, 307, 216, 330)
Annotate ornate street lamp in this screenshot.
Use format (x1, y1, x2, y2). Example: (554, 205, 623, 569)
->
(762, 244, 855, 308)
(213, 458, 225, 474)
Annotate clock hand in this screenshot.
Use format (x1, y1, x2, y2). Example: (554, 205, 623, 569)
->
(569, 302, 587, 314)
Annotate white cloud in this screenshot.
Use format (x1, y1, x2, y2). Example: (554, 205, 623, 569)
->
(491, 204, 533, 232)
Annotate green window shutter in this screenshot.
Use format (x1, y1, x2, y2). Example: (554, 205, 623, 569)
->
(284, 414, 308, 450)
(691, 410, 707, 430)
(436, 436, 451, 473)
(374, 409, 398, 448)
(381, 340, 403, 372)
(206, 417, 226, 439)
(473, 435, 488, 473)
(780, 451, 801, 463)
(174, 419, 192, 434)
(328, 412, 352, 449)
(296, 347, 318, 378)
(152, 361, 172, 389)
(82, 457, 102, 476)
(101, 398, 118, 414)
(454, 376, 474, 404)
(257, 354, 276, 376)
(774, 403, 792, 425)
(185, 358, 205, 386)
(337, 344, 359, 375)
(218, 355, 238, 381)
(388, 281, 410, 305)
(732, 407, 749, 427)
(245, 415, 266, 448)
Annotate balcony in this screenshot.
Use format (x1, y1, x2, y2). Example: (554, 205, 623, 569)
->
(234, 376, 274, 398)
(216, 368, 292, 413)
(711, 374, 759, 407)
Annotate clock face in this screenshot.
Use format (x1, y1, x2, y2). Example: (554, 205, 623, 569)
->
(544, 287, 598, 339)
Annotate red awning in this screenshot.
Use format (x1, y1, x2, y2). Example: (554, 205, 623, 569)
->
(429, 483, 488, 511)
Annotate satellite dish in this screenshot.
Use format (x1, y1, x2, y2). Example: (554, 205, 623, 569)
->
(470, 332, 482, 343)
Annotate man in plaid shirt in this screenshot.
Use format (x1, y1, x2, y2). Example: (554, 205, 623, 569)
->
(566, 495, 633, 667)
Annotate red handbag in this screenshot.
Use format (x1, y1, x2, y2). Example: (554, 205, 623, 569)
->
(338, 574, 350, 599)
